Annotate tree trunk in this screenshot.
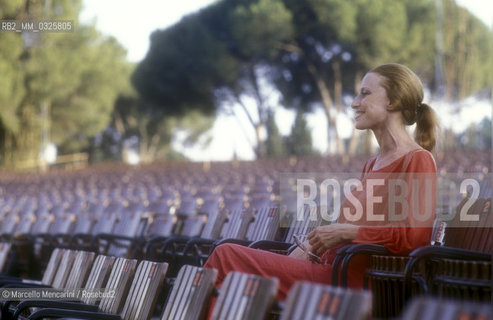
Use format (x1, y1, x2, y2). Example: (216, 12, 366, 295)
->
(248, 65, 268, 158)
(347, 127, 359, 155)
(255, 124, 266, 158)
(276, 41, 343, 155)
(138, 121, 150, 163)
(233, 89, 265, 159)
(307, 63, 342, 155)
(147, 133, 160, 161)
(332, 60, 345, 154)
(332, 60, 343, 112)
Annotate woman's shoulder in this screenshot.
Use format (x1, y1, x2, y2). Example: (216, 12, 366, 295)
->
(362, 148, 437, 174)
(404, 148, 437, 173)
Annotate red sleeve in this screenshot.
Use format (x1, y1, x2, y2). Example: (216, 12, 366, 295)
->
(353, 150, 437, 255)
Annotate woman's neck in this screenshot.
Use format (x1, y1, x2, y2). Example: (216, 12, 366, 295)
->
(371, 122, 420, 168)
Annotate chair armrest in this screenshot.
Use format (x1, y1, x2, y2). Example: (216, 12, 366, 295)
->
(70, 233, 97, 249)
(182, 238, 216, 256)
(403, 246, 491, 297)
(214, 238, 252, 248)
(248, 240, 295, 252)
(12, 300, 98, 320)
(28, 308, 122, 320)
(0, 282, 49, 289)
(408, 245, 491, 261)
(151, 235, 191, 253)
(336, 244, 390, 287)
(96, 234, 138, 243)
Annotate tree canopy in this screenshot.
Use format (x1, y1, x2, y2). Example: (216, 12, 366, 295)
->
(0, 0, 130, 165)
(133, 0, 493, 157)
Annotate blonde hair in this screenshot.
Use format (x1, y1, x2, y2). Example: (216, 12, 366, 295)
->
(370, 63, 438, 152)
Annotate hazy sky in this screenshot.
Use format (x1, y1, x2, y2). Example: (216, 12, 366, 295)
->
(80, 0, 492, 161)
(80, 0, 492, 63)
(80, 0, 218, 62)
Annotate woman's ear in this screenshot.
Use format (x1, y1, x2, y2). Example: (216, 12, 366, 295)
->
(386, 103, 395, 111)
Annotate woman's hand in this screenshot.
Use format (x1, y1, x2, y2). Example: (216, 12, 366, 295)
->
(288, 240, 314, 261)
(307, 224, 360, 256)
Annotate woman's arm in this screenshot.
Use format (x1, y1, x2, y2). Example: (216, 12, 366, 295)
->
(307, 224, 360, 256)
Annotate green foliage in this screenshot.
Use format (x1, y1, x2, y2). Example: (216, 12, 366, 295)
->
(438, 0, 493, 99)
(353, 0, 408, 67)
(133, 0, 295, 158)
(132, 13, 239, 117)
(230, 0, 294, 59)
(307, 0, 358, 42)
(132, 0, 493, 158)
(0, 33, 24, 133)
(0, 0, 130, 164)
(265, 109, 286, 157)
(105, 93, 214, 163)
(286, 110, 315, 156)
(478, 117, 492, 149)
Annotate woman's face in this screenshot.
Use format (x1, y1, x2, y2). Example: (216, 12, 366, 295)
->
(351, 72, 392, 130)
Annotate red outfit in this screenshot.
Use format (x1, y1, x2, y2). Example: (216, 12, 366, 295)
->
(204, 149, 437, 302)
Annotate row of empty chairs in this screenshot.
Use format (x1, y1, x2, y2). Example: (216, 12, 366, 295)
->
(0, 151, 490, 319)
(3, 247, 488, 320)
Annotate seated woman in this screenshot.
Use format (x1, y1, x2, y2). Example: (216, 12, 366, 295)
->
(204, 63, 438, 301)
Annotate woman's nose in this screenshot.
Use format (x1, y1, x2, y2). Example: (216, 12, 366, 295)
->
(351, 96, 359, 109)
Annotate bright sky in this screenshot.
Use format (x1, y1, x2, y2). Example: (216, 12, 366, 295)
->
(80, 0, 493, 161)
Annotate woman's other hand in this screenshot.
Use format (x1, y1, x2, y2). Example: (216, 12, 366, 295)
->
(307, 224, 359, 255)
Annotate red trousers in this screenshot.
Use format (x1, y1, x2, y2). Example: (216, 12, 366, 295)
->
(204, 243, 334, 300)
(203, 243, 367, 319)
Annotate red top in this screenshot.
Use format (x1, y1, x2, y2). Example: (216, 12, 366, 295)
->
(323, 148, 437, 263)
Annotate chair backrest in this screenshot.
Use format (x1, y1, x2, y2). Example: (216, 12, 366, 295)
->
(197, 196, 220, 216)
(246, 207, 280, 242)
(284, 205, 322, 244)
(120, 260, 168, 320)
(210, 271, 278, 320)
(221, 208, 255, 239)
(161, 265, 217, 320)
(200, 209, 228, 240)
(49, 203, 64, 216)
(180, 215, 206, 237)
(147, 198, 173, 215)
(40, 248, 66, 285)
(92, 212, 118, 235)
(248, 192, 273, 210)
(48, 214, 75, 234)
(281, 281, 371, 320)
(99, 257, 138, 314)
(86, 201, 105, 216)
(145, 214, 176, 238)
(0, 242, 12, 272)
(65, 251, 96, 289)
(222, 194, 244, 211)
(30, 213, 53, 234)
(401, 296, 493, 320)
(0, 213, 19, 234)
(14, 212, 35, 234)
(72, 214, 95, 234)
(51, 249, 78, 288)
(81, 255, 116, 305)
(443, 177, 492, 254)
(112, 210, 144, 237)
(176, 197, 197, 217)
